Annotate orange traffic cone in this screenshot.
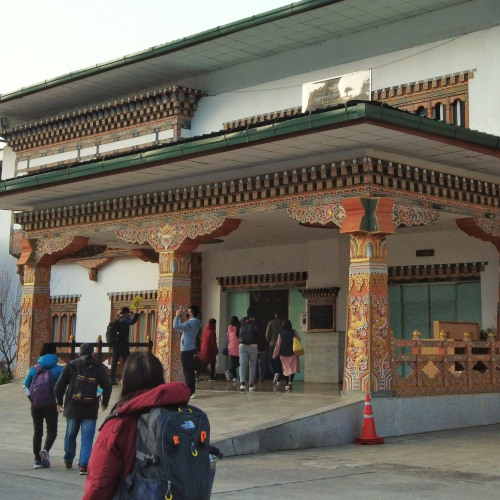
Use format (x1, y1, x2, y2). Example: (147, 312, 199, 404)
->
(356, 394, 384, 445)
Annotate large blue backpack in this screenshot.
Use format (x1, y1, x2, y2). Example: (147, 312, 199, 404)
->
(30, 365, 56, 408)
(112, 404, 212, 500)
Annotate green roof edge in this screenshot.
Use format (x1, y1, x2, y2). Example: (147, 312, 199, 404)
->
(0, 0, 341, 103)
(2, 103, 500, 195)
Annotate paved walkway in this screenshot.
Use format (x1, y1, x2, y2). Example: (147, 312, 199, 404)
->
(1, 378, 500, 499)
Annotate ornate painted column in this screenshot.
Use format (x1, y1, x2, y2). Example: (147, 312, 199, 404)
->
(116, 217, 240, 381)
(15, 236, 89, 378)
(156, 247, 197, 382)
(340, 197, 395, 394)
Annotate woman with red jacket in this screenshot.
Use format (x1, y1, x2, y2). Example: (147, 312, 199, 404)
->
(199, 318, 219, 381)
(82, 351, 191, 500)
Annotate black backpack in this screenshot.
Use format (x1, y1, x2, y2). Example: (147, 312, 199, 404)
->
(239, 317, 257, 345)
(71, 360, 99, 406)
(112, 405, 212, 500)
(106, 319, 120, 344)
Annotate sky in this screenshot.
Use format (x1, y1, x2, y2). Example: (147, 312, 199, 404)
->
(0, 0, 293, 95)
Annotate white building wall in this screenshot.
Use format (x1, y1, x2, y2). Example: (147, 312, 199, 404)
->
(51, 258, 158, 342)
(192, 26, 500, 140)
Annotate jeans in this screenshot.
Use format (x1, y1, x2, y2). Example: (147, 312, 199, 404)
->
(239, 344, 258, 386)
(64, 417, 97, 467)
(31, 404, 58, 460)
(110, 342, 130, 382)
(181, 349, 197, 395)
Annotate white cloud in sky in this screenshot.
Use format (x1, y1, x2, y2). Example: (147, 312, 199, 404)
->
(0, 0, 292, 94)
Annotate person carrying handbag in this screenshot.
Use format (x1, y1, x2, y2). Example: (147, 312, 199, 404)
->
(272, 319, 302, 390)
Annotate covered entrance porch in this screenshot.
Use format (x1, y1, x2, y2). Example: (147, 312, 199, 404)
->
(3, 103, 500, 396)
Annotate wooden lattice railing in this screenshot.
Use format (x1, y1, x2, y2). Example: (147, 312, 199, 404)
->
(391, 332, 500, 396)
(53, 335, 152, 365)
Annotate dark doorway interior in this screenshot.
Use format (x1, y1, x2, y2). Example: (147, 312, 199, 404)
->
(249, 289, 289, 327)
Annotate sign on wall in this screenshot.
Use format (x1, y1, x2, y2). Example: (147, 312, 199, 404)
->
(302, 70, 371, 112)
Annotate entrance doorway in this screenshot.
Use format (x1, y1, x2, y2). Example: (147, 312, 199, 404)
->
(249, 290, 289, 327)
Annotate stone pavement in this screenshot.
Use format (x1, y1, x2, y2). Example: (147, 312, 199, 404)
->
(1, 378, 500, 499)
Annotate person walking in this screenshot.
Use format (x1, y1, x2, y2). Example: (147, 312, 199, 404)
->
(173, 304, 202, 398)
(238, 307, 261, 392)
(24, 342, 63, 469)
(82, 351, 191, 499)
(54, 343, 112, 475)
(199, 318, 219, 381)
(109, 306, 139, 385)
(266, 312, 284, 384)
(224, 316, 240, 382)
(272, 319, 302, 390)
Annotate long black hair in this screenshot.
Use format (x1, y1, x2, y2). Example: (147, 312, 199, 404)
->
(120, 351, 165, 398)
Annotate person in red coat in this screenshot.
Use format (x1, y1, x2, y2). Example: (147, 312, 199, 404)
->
(199, 318, 219, 381)
(82, 351, 190, 500)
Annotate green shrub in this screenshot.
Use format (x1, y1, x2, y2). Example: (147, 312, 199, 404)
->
(0, 373, 11, 385)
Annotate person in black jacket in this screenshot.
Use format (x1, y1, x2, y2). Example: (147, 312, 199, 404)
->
(54, 343, 111, 475)
(109, 306, 139, 385)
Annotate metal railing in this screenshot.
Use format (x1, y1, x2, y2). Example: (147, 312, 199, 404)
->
(391, 331, 500, 396)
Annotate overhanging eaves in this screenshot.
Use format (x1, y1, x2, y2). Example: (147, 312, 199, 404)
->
(1, 102, 500, 211)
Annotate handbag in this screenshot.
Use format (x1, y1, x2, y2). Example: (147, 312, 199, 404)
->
(221, 340, 229, 356)
(293, 336, 304, 356)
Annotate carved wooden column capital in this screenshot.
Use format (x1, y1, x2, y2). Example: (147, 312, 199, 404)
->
(115, 217, 240, 252)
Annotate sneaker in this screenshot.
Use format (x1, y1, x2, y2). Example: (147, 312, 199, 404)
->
(190, 393, 197, 399)
(79, 466, 87, 475)
(232, 378, 238, 383)
(225, 370, 232, 381)
(65, 462, 73, 469)
(33, 460, 44, 469)
(286, 382, 293, 391)
(249, 385, 256, 392)
(240, 383, 245, 391)
(39, 449, 50, 467)
(273, 373, 280, 385)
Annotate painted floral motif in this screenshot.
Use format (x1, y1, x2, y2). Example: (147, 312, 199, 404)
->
(287, 203, 345, 227)
(393, 204, 439, 227)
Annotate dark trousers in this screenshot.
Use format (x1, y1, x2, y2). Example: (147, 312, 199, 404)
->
(31, 404, 58, 460)
(202, 361, 216, 379)
(228, 355, 240, 379)
(110, 342, 130, 382)
(268, 345, 282, 376)
(181, 349, 197, 395)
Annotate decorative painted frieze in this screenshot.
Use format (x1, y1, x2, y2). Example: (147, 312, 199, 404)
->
(287, 202, 345, 227)
(15, 158, 500, 232)
(217, 272, 308, 291)
(393, 203, 439, 227)
(3, 86, 204, 153)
